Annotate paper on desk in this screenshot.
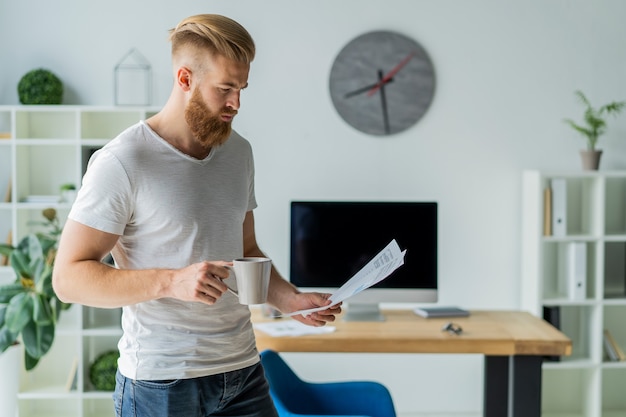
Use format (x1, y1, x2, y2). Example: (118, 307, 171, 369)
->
(282, 239, 406, 317)
(254, 321, 336, 337)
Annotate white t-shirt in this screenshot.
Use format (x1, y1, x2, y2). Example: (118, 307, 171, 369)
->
(69, 121, 259, 380)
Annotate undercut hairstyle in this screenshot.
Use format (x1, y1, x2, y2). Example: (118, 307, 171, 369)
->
(169, 14, 255, 64)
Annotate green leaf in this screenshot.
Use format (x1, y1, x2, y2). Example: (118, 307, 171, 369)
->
(24, 349, 40, 371)
(0, 327, 18, 353)
(0, 284, 26, 304)
(0, 243, 14, 257)
(0, 305, 19, 353)
(35, 264, 54, 296)
(33, 294, 53, 326)
(5, 292, 33, 333)
(22, 319, 55, 360)
(38, 236, 57, 257)
(10, 251, 32, 281)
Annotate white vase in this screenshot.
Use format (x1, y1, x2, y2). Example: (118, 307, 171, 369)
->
(0, 343, 21, 417)
(61, 189, 77, 204)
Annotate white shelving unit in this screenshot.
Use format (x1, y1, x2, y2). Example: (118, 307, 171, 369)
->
(0, 105, 158, 417)
(521, 170, 626, 417)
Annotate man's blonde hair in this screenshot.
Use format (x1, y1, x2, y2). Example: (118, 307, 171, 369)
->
(169, 14, 255, 64)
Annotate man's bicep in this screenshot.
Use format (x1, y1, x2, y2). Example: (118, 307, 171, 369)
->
(56, 219, 119, 263)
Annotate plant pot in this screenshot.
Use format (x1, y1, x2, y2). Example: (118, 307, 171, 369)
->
(0, 343, 21, 417)
(580, 149, 602, 171)
(61, 189, 77, 204)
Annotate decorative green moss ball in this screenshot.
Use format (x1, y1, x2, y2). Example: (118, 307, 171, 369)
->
(89, 350, 119, 391)
(17, 68, 63, 104)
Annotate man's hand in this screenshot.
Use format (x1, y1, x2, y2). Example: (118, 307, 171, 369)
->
(168, 261, 232, 304)
(286, 292, 342, 327)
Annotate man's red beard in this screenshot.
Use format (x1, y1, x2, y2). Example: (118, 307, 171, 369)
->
(185, 88, 237, 150)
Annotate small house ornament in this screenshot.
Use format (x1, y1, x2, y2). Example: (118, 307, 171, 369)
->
(114, 48, 152, 106)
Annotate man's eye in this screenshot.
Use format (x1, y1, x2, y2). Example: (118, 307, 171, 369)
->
(219, 88, 231, 94)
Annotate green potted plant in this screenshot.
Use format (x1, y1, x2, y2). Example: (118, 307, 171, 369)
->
(563, 90, 626, 170)
(59, 183, 77, 204)
(90, 350, 120, 391)
(0, 208, 71, 370)
(17, 68, 64, 105)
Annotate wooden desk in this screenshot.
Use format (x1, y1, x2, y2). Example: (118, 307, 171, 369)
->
(252, 309, 571, 417)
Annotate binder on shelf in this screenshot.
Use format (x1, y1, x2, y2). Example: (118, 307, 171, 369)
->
(566, 242, 586, 301)
(3, 177, 10, 203)
(551, 178, 567, 237)
(1, 230, 11, 266)
(64, 357, 79, 392)
(543, 306, 561, 361)
(604, 329, 626, 362)
(543, 186, 552, 236)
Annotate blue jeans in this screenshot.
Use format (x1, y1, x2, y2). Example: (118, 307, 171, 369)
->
(113, 362, 278, 417)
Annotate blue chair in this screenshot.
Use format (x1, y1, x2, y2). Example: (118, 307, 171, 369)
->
(260, 349, 397, 417)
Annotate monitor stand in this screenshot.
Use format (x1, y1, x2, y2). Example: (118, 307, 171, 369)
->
(343, 303, 385, 322)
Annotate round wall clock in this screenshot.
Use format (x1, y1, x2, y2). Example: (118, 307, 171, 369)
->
(328, 31, 436, 136)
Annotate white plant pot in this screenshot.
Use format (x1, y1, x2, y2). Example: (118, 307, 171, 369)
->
(0, 343, 20, 417)
(61, 189, 77, 204)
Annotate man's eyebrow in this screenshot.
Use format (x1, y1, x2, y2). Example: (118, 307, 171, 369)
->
(221, 82, 249, 90)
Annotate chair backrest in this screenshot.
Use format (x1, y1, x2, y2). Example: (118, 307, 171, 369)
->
(259, 349, 397, 417)
(260, 349, 310, 414)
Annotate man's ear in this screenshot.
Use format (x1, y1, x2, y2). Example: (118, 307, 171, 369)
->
(176, 67, 192, 92)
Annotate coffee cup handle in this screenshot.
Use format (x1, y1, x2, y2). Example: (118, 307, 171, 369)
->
(223, 266, 239, 296)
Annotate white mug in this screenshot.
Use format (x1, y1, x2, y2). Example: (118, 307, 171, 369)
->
(225, 257, 271, 305)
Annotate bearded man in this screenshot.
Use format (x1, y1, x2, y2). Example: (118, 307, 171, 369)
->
(53, 14, 340, 417)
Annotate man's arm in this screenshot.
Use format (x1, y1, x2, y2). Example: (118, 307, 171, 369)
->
(242, 211, 341, 326)
(52, 219, 232, 308)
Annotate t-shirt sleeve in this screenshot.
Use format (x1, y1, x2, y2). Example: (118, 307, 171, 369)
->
(68, 149, 133, 235)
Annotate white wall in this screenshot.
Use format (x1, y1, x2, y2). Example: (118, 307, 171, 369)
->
(2, 1, 626, 415)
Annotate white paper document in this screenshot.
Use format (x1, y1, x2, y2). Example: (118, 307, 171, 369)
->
(282, 239, 406, 317)
(253, 321, 336, 337)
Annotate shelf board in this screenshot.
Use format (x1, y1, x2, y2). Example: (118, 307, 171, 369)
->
(18, 385, 79, 399)
(82, 326, 123, 337)
(541, 413, 585, 417)
(14, 138, 78, 145)
(601, 361, 626, 369)
(82, 390, 115, 399)
(604, 234, 626, 242)
(543, 357, 596, 369)
(542, 298, 598, 306)
(602, 297, 626, 305)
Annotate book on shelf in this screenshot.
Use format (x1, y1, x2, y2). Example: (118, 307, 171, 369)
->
(3, 177, 10, 203)
(1, 230, 11, 266)
(64, 357, 79, 392)
(603, 329, 626, 362)
(543, 186, 552, 236)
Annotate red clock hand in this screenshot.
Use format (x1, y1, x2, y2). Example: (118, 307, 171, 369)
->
(367, 51, 415, 97)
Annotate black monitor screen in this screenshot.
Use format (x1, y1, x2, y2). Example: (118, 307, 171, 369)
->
(289, 201, 437, 291)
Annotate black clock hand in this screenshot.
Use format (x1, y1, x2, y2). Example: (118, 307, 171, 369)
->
(344, 78, 394, 99)
(378, 70, 390, 134)
(367, 51, 415, 96)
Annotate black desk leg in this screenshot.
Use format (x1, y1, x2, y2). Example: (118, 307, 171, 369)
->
(484, 356, 509, 417)
(511, 355, 542, 417)
(484, 355, 543, 417)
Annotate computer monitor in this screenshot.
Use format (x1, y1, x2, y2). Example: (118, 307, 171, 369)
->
(289, 201, 438, 321)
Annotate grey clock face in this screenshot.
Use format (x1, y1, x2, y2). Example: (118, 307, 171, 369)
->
(329, 31, 435, 136)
